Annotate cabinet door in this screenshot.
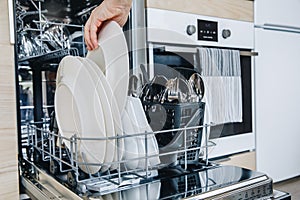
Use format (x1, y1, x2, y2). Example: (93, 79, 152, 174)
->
(0, 0, 19, 199)
(255, 29, 300, 182)
(255, 0, 300, 27)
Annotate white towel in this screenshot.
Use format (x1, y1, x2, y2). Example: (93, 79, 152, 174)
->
(198, 47, 243, 125)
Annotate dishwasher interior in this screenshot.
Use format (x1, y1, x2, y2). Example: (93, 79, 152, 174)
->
(15, 1, 283, 199)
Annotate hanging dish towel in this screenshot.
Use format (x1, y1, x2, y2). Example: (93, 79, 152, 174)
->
(198, 47, 243, 125)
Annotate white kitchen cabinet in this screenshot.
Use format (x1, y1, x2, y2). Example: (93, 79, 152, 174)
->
(255, 0, 300, 27)
(255, 28, 300, 182)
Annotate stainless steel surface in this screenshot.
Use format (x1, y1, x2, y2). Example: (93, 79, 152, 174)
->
(164, 45, 199, 53)
(22, 177, 51, 200)
(239, 51, 259, 56)
(141, 75, 199, 104)
(272, 190, 291, 200)
(130, 0, 147, 72)
(188, 73, 205, 102)
(21, 163, 81, 200)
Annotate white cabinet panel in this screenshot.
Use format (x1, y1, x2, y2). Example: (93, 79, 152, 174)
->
(255, 0, 300, 27)
(255, 29, 300, 182)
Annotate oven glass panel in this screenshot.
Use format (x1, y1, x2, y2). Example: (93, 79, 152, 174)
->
(153, 48, 252, 139)
(209, 55, 252, 138)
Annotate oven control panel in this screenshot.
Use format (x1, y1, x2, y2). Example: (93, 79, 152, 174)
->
(147, 8, 254, 49)
(197, 19, 218, 42)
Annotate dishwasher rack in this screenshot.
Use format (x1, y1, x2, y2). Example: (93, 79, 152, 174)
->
(16, 0, 86, 61)
(20, 120, 216, 197)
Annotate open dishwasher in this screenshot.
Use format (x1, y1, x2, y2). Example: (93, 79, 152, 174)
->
(16, 1, 289, 200)
(19, 41, 276, 200)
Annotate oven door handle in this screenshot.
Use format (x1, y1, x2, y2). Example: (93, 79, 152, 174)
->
(240, 51, 258, 56)
(163, 45, 258, 56)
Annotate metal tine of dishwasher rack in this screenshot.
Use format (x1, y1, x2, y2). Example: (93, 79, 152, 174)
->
(184, 126, 187, 170)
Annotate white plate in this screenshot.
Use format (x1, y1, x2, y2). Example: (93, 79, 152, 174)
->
(55, 56, 83, 147)
(121, 110, 139, 170)
(55, 82, 82, 149)
(139, 183, 161, 200)
(86, 21, 129, 114)
(55, 56, 84, 150)
(128, 96, 160, 166)
(84, 57, 125, 170)
(124, 97, 149, 169)
(55, 56, 106, 174)
(122, 187, 140, 200)
(78, 57, 115, 172)
(56, 55, 81, 85)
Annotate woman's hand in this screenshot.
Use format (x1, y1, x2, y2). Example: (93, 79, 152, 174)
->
(84, 0, 132, 51)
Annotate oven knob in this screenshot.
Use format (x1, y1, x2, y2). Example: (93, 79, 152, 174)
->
(186, 25, 196, 36)
(222, 29, 231, 39)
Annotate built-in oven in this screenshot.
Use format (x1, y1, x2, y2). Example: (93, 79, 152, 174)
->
(141, 8, 257, 159)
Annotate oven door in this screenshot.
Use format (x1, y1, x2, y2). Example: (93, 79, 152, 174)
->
(141, 8, 257, 158)
(147, 44, 255, 158)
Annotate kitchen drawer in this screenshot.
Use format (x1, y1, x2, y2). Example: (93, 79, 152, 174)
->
(217, 151, 256, 170)
(145, 0, 254, 22)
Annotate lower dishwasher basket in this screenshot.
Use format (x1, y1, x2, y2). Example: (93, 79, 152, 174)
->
(20, 119, 215, 198)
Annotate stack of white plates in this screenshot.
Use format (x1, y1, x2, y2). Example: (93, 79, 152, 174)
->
(55, 21, 160, 174)
(55, 21, 128, 174)
(56, 56, 107, 174)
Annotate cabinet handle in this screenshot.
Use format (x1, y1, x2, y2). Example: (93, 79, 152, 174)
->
(255, 23, 300, 35)
(8, 0, 15, 44)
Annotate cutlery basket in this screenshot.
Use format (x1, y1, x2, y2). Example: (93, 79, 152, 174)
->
(141, 101, 205, 165)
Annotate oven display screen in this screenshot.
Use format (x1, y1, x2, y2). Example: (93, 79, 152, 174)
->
(198, 19, 218, 42)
